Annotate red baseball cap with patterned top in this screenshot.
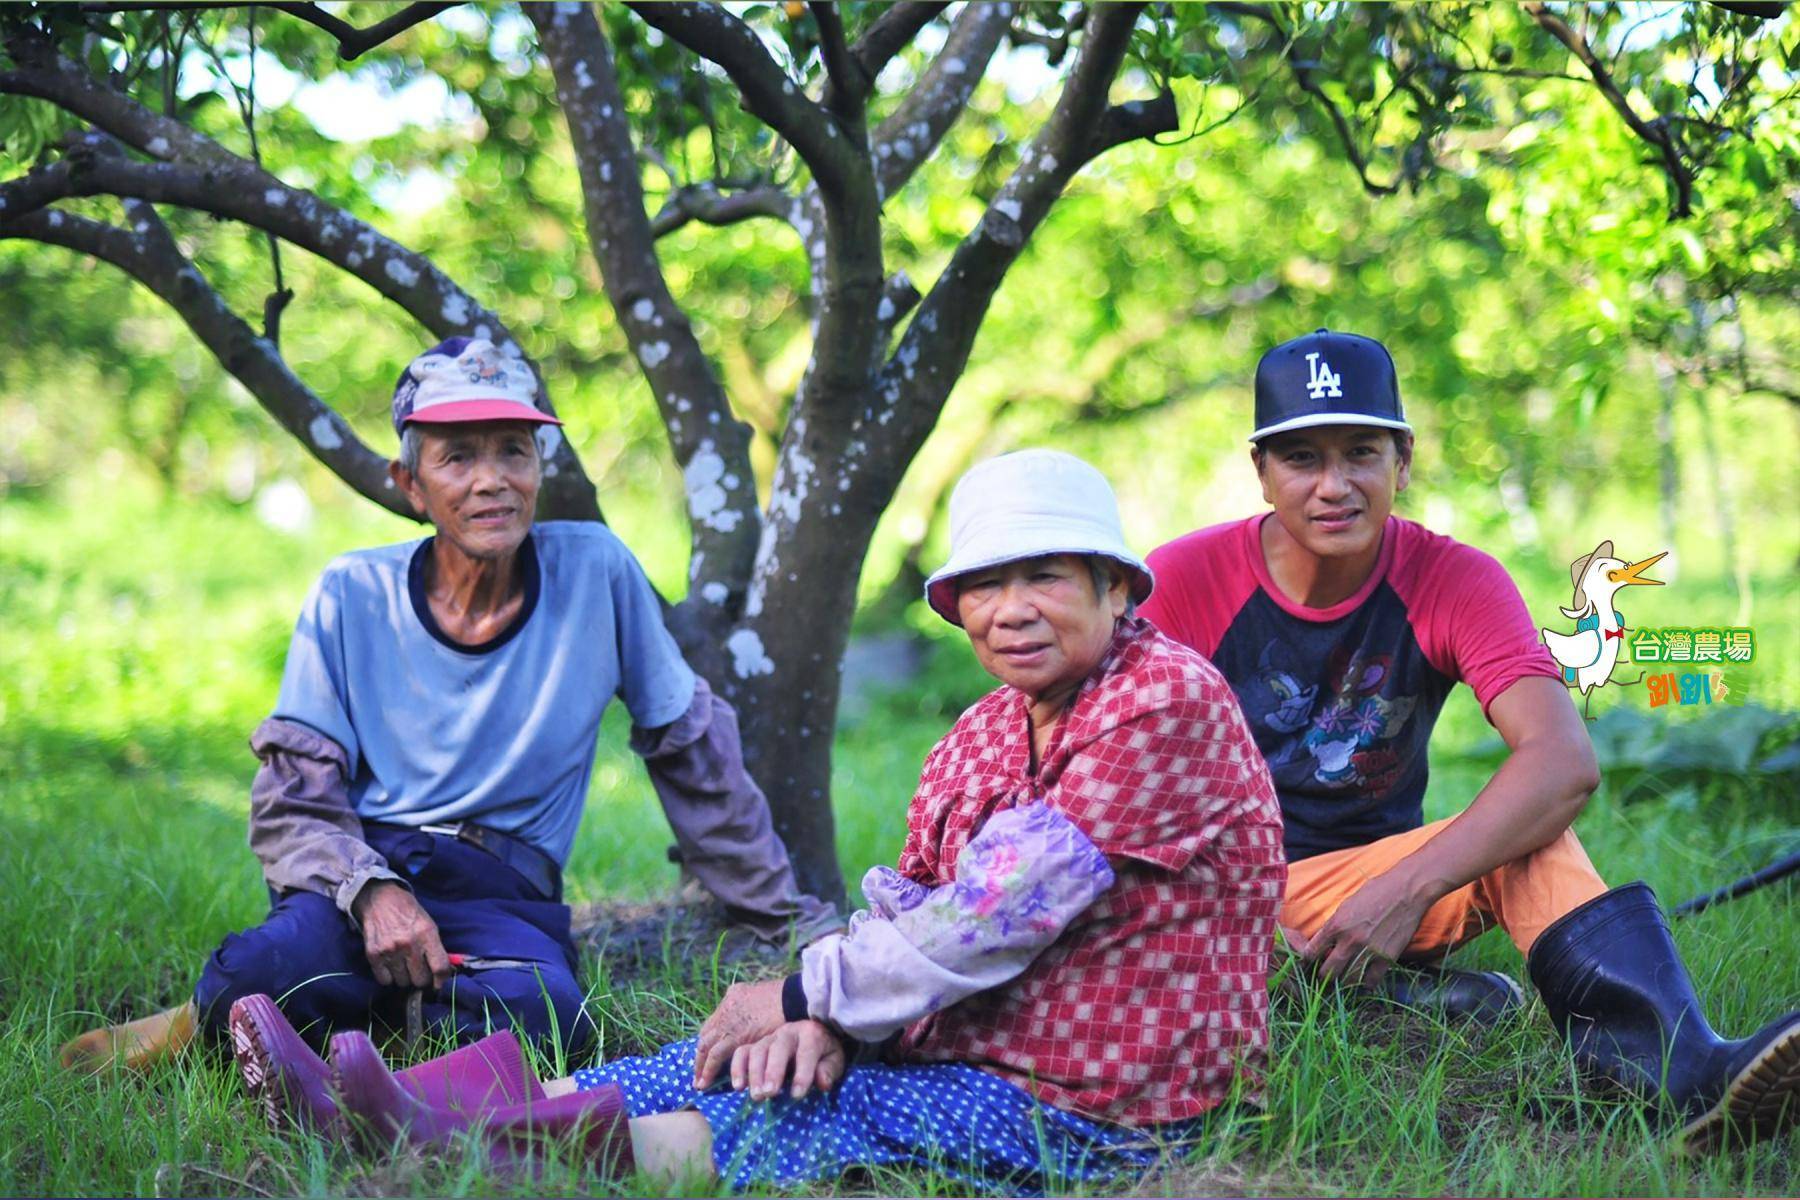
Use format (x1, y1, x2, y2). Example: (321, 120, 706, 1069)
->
(391, 336, 562, 436)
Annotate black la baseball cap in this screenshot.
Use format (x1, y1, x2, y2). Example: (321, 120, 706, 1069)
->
(1250, 328, 1411, 443)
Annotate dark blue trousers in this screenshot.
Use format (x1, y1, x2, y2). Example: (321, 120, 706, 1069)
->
(194, 825, 592, 1054)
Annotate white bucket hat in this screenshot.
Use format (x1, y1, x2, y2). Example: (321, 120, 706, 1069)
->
(923, 449, 1154, 626)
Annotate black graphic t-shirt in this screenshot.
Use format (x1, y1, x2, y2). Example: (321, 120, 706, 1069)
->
(1141, 516, 1560, 861)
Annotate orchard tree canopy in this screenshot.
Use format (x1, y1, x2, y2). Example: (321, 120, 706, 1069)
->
(1, 1, 1794, 902)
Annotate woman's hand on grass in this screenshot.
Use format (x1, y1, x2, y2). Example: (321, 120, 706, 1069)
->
(694, 978, 788, 1088)
(731, 1020, 846, 1101)
(352, 881, 451, 990)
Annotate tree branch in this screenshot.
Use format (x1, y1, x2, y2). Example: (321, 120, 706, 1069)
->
(527, 2, 761, 612)
(650, 181, 795, 239)
(1291, 63, 1402, 196)
(625, 2, 859, 198)
(877, 3, 1168, 453)
(869, 0, 1013, 202)
(1, 25, 238, 167)
(1523, 1, 1694, 216)
(0, 94, 597, 514)
(809, 2, 862, 120)
(1, 202, 414, 516)
(77, 1, 455, 60)
(852, 1, 949, 82)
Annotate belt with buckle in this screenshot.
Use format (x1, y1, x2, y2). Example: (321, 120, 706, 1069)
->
(411, 821, 563, 902)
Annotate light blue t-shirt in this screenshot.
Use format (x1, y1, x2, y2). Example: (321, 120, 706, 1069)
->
(272, 521, 696, 865)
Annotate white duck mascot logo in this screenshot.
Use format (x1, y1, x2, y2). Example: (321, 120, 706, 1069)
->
(1541, 540, 1667, 720)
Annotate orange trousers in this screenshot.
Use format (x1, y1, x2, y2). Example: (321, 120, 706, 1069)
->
(1280, 817, 1610, 958)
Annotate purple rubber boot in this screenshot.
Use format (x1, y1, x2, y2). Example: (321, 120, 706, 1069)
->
(227, 994, 538, 1134)
(330, 1030, 634, 1172)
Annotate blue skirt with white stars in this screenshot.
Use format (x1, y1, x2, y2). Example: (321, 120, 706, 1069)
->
(572, 1037, 1202, 1193)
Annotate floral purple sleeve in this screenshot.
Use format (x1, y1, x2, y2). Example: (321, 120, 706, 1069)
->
(799, 802, 1114, 1043)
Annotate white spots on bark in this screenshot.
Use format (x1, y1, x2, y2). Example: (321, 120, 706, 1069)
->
(944, 57, 966, 75)
(309, 414, 343, 449)
(701, 581, 729, 605)
(47, 210, 63, 227)
(993, 198, 1022, 221)
(919, 309, 938, 333)
(441, 294, 470, 325)
(727, 628, 775, 678)
(600, 161, 613, 182)
(264, 188, 288, 208)
(685, 443, 743, 532)
(708, 410, 720, 424)
(983, 205, 1024, 247)
(601, 104, 613, 118)
(1039, 153, 1059, 173)
(474, 324, 492, 341)
(638, 341, 671, 368)
(632, 298, 656, 323)
(574, 60, 595, 90)
(876, 295, 895, 321)
(673, 396, 692, 413)
(147, 136, 171, 157)
(535, 425, 562, 462)
(896, 341, 919, 380)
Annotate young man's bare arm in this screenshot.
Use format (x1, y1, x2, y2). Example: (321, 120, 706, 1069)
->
(1297, 675, 1601, 981)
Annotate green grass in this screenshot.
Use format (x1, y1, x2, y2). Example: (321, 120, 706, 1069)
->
(2, 485, 1796, 1196)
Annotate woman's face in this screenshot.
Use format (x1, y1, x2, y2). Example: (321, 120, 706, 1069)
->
(956, 554, 1127, 707)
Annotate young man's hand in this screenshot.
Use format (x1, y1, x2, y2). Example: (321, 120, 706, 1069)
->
(1298, 870, 1434, 986)
(731, 1020, 846, 1101)
(352, 881, 451, 990)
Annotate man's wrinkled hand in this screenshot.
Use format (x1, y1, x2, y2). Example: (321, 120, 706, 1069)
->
(1298, 871, 1433, 987)
(694, 978, 788, 1089)
(731, 1020, 846, 1101)
(352, 880, 451, 990)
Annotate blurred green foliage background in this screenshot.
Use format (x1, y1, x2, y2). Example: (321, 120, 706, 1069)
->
(3, 0, 1797, 834)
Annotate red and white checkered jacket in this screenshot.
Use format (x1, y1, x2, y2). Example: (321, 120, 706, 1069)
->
(894, 617, 1286, 1125)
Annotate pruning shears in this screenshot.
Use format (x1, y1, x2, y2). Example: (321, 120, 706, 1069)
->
(446, 953, 543, 971)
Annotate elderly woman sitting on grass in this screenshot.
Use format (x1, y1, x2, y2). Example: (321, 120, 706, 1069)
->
(228, 449, 1288, 1192)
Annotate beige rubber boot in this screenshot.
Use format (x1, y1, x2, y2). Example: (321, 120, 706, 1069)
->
(59, 1001, 197, 1073)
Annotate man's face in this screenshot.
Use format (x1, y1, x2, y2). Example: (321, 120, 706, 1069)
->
(394, 421, 541, 560)
(1253, 425, 1411, 561)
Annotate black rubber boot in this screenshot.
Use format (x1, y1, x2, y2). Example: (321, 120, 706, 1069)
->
(1527, 881, 1800, 1152)
(1370, 965, 1525, 1024)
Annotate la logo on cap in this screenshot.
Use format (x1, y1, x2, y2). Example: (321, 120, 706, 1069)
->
(1305, 351, 1343, 400)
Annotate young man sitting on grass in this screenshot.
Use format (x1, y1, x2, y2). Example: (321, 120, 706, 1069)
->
(1139, 328, 1799, 1151)
(60, 337, 833, 1072)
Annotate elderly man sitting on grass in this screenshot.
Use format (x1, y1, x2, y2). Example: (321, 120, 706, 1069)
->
(222, 449, 1288, 1193)
(60, 336, 834, 1077)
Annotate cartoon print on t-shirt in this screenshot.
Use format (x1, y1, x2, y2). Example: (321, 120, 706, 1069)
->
(1243, 642, 1319, 765)
(1293, 647, 1417, 789)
